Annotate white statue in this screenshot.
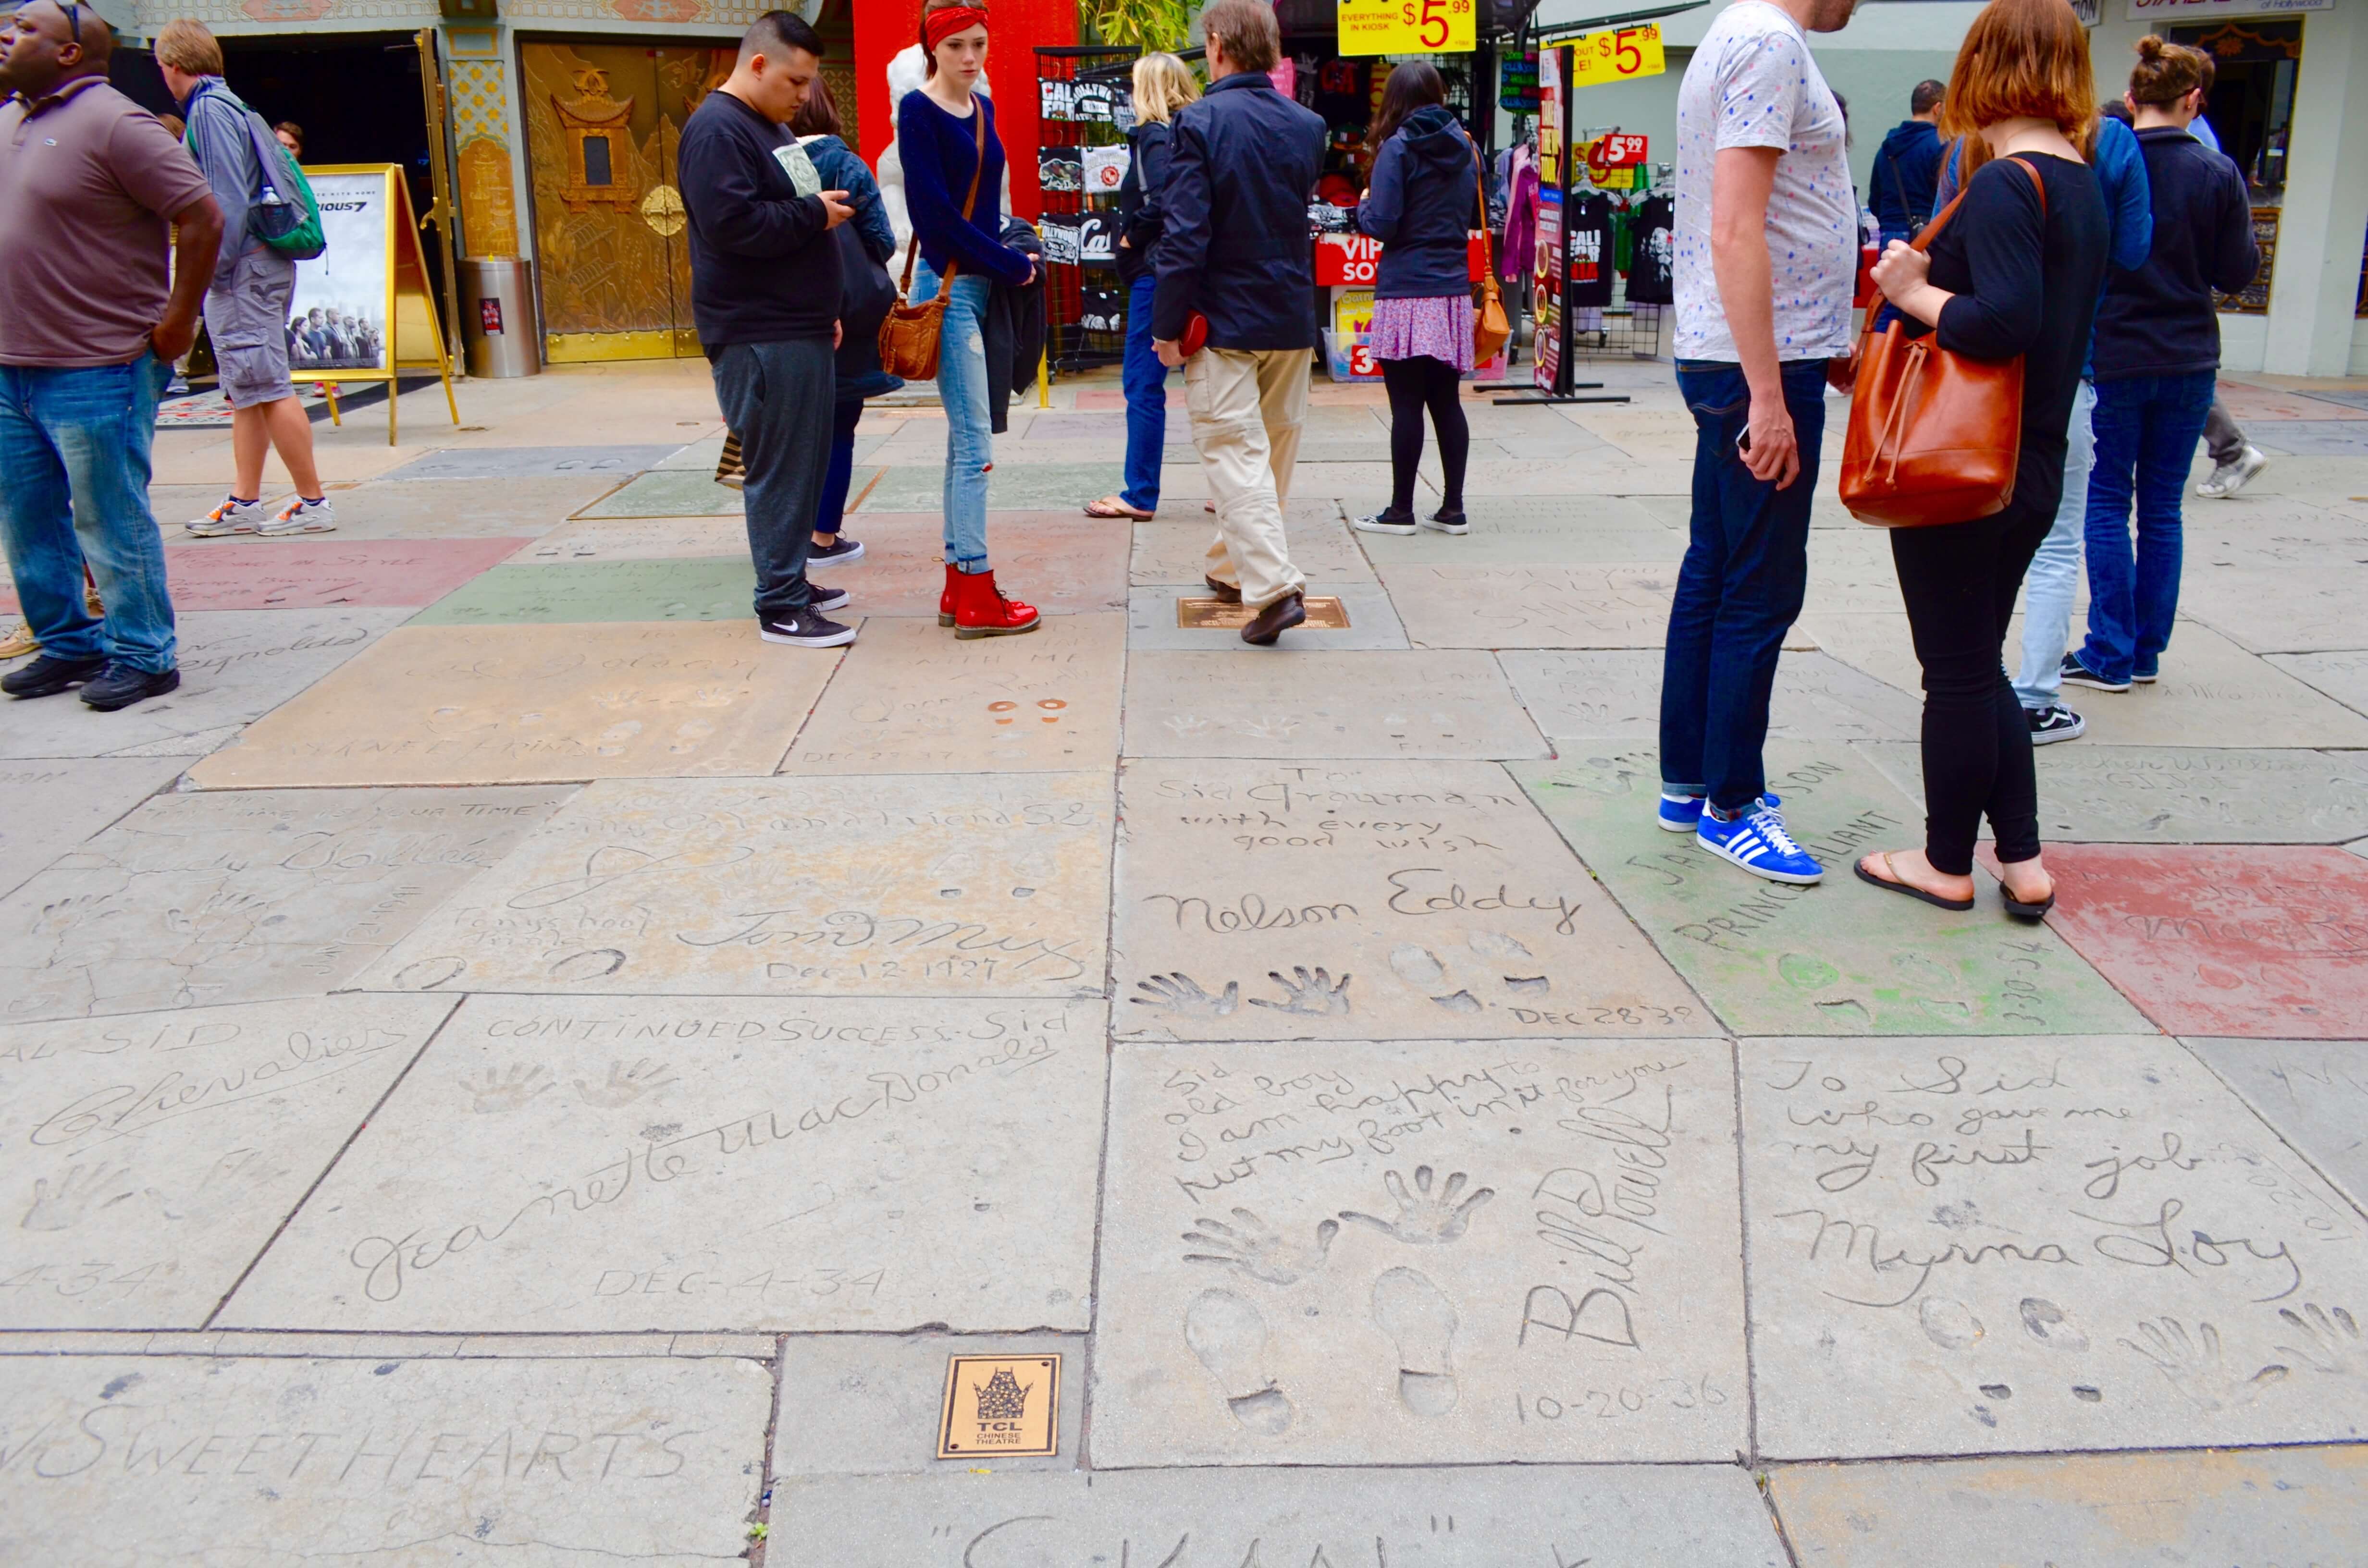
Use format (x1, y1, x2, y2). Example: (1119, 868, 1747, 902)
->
(875, 43, 1015, 277)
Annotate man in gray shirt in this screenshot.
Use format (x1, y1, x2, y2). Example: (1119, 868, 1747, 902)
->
(157, 18, 334, 537)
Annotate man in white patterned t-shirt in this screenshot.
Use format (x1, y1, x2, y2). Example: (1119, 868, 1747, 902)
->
(1658, 0, 1860, 887)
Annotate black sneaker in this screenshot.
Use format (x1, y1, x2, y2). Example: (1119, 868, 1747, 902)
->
(1422, 507, 1470, 535)
(1351, 507, 1418, 536)
(2059, 652, 2129, 693)
(2027, 704, 2086, 744)
(806, 581, 851, 613)
(2131, 663, 2159, 685)
(758, 607, 856, 648)
(79, 662, 180, 711)
(2, 652, 107, 699)
(808, 536, 865, 566)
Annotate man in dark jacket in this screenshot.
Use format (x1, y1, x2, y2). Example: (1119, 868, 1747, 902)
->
(1870, 79, 1944, 249)
(1153, 0, 1326, 646)
(677, 11, 856, 649)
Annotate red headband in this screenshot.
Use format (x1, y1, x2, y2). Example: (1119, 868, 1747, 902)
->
(924, 6, 990, 51)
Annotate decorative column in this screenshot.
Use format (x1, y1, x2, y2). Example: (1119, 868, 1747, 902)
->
(443, 23, 526, 259)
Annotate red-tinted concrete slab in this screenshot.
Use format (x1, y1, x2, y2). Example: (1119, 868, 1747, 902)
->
(0, 539, 527, 612)
(836, 513, 1129, 615)
(2216, 379, 2368, 422)
(2023, 844, 2368, 1038)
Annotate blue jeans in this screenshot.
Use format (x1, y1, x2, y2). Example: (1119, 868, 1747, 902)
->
(1120, 272, 1168, 512)
(0, 354, 175, 672)
(913, 262, 993, 573)
(2079, 369, 2214, 684)
(813, 398, 865, 537)
(2013, 379, 2096, 709)
(1660, 358, 1825, 812)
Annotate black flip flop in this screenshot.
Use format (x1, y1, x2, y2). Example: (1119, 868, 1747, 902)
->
(1853, 853, 1975, 912)
(2000, 886, 2057, 922)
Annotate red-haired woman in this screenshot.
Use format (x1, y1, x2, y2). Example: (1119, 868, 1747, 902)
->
(900, 0, 1041, 637)
(1853, 0, 2109, 920)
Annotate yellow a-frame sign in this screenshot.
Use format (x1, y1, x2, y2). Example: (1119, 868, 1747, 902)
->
(288, 164, 460, 445)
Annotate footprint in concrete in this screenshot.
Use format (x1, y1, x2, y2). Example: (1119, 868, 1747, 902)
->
(1184, 1288, 1294, 1436)
(1431, 990, 1483, 1014)
(1371, 1266, 1460, 1417)
(1920, 1297, 1984, 1351)
(1813, 997, 1873, 1024)
(2019, 1297, 2090, 1352)
(1390, 945, 1448, 988)
(1468, 931, 1532, 961)
(1779, 952, 1840, 992)
(1503, 976, 1551, 996)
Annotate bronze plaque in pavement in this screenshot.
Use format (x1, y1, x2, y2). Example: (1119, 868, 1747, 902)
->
(938, 1354, 1061, 1459)
(1175, 596, 1350, 629)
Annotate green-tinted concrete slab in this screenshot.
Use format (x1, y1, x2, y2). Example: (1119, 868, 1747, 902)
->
(382, 445, 679, 480)
(1859, 743, 2368, 843)
(859, 463, 1125, 512)
(571, 466, 746, 518)
(1510, 744, 2148, 1036)
(409, 558, 755, 625)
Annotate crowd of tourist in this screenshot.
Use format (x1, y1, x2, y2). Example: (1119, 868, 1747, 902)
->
(0, 0, 2279, 932)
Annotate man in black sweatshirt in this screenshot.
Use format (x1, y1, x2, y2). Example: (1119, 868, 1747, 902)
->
(677, 11, 856, 648)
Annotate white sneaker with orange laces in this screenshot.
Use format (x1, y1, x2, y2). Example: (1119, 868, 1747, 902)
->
(185, 495, 267, 537)
(258, 497, 337, 536)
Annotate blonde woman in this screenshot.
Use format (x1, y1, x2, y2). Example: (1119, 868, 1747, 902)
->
(1084, 51, 1200, 521)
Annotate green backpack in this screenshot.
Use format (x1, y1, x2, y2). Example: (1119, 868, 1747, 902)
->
(184, 84, 326, 261)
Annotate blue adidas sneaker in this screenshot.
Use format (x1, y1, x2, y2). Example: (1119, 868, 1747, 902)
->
(1658, 791, 1784, 833)
(1695, 801, 1823, 883)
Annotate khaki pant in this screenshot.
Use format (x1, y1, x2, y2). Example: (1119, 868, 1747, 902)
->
(1185, 346, 1308, 610)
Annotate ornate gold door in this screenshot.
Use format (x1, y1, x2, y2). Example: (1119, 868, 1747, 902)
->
(522, 42, 732, 362)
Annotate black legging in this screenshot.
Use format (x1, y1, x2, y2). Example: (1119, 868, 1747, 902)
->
(1889, 499, 2054, 875)
(1381, 354, 1468, 514)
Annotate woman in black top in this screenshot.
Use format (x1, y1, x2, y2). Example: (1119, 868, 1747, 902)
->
(1853, 0, 2109, 919)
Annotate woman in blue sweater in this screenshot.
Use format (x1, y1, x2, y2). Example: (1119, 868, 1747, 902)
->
(1350, 63, 1481, 538)
(792, 79, 900, 569)
(901, 0, 1040, 637)
(2067, 37, 2258, 693)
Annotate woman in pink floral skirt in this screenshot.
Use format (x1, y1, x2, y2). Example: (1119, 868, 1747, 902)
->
(1350, 61, 1480, 538)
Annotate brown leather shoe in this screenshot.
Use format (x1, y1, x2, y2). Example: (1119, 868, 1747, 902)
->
(1202, 576, 1242, 604)
(1241, 590, 1306, 646)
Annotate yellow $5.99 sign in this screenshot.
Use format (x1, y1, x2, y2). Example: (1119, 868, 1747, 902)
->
(1338, 0, 1478, 56)
(1565, 23, 1668, 87)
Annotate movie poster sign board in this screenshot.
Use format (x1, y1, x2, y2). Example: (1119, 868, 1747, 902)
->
(288, 165, 457, 443)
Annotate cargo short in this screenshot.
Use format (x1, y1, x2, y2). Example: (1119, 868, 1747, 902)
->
(202, 246, 299, 409)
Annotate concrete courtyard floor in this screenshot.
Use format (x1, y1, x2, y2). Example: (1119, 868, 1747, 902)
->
(2, 355, 2367, 1563)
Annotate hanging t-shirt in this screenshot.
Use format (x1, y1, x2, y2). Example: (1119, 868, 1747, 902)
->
(1565, 189, 1615, 308)
(1628, 193, 1675, 304)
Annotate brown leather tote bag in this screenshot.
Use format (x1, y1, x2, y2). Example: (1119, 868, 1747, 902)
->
(878, 105, 988, 384)
(1472, 151, 1511, 366)
(1840, 156, 2045, 528)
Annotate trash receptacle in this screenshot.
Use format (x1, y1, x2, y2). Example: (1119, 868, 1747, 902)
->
(461, 257, 540, 379)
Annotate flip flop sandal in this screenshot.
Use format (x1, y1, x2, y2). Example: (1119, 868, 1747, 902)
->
(1853, 852, 1975, 912)
(1084, 496, 1153, 520)
(2000, 885, 2057, 922)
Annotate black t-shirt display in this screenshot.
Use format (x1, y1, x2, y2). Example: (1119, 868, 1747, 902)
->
(1564, 189, 1614, 308)
(1627, 192, 1674, 304)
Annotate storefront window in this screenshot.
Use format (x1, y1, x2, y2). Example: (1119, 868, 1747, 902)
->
(2170, 19, 2300, 198)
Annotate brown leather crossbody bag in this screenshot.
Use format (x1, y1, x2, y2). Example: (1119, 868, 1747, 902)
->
(1840, 155, 2046, 528)
(878, 103, 987, 384)
(1472, 148, 1511, 366)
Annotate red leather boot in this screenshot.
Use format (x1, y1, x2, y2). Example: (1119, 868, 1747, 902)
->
(950, 567, 1041, 639)
(938, 563, 959, 627)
